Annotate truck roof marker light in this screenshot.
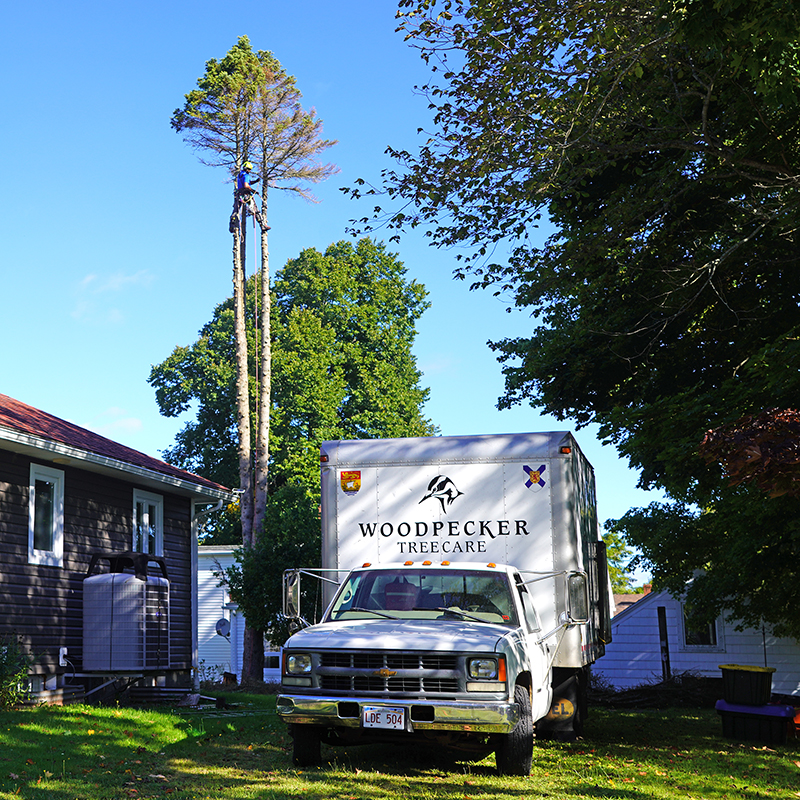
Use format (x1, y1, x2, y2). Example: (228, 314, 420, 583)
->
(560, 446, 572, 454)
(487, 563, 497, 568)
(422, 560, 432, 566)
(362, 562, 371, 568)
(404, 561, 413, 566)
(441, 560, 450, 566)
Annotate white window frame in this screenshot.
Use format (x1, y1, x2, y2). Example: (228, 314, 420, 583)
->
(28, 463, 65, 567)
(133, 489, 164, 556)
(680, 604, 724, 651)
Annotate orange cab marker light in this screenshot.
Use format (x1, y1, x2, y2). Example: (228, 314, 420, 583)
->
(404, 561, 413, 566)
(498, 657, 507, 682)
(422, 560, 432, 566)
(560, 446, 572, 454)
(441, 561, 450, 566)
(487, 563, 497, 568)
(362, 562, 371, 568)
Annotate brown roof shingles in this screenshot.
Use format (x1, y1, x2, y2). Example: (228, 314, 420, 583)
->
(0, 393, 229, 494)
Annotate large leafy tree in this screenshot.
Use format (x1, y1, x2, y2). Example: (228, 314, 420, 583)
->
(150, 238, 435, 644)
(171, 36, 336, 676)
(356, 1, 800, 637)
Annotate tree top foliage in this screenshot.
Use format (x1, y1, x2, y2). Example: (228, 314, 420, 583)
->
(172, 35, 337, 198)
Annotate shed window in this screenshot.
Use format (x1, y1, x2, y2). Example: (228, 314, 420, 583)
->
(28, 464, 64, 567)
(683, 606, 719, 647)
(133, 490, 163, 555)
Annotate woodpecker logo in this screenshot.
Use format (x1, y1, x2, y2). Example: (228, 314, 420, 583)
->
(419, 475, 464, 513)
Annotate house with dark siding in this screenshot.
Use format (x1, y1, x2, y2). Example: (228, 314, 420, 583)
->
(0, 393, 232, 703)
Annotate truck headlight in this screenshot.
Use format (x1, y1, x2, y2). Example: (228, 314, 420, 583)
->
(468, 658, 499, 680)
(285, 653, 312, 675)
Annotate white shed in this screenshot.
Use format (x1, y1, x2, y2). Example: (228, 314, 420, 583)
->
(197, 545, 280, 683)
(593, 588, 800, 697)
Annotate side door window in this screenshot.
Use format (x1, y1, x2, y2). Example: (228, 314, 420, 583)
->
(515, 574, 542, 634)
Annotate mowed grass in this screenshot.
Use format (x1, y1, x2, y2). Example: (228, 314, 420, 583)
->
(0, 694, 798, 799)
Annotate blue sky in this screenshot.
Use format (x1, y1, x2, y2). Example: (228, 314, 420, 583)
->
(1, 0, 663, 558)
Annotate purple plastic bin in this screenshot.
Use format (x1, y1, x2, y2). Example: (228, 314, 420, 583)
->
(715, 699, 795, 745)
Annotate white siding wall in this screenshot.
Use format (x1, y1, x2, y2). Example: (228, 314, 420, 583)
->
(593, 591, 800, 696)
(197, 546, 280, 683)
(197, 547, 236, 679)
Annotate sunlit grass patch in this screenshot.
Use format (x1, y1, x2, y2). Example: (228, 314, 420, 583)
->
(0, 699, 797, 799)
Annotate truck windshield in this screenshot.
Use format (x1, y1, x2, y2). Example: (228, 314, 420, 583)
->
(327, 569, 518, 626)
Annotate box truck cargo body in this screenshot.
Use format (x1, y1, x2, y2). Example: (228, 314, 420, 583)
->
(277, 432, 612, 775)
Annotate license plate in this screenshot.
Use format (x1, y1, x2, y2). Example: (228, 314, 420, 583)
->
(362, 705, 405, 730)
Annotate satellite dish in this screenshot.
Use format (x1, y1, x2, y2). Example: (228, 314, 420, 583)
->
(215, 618, 231, 638)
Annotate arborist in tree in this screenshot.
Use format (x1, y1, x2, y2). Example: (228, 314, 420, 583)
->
(229, 161, 262, 232)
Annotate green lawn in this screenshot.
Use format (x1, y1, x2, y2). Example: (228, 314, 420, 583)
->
(0, 696, 797, 799)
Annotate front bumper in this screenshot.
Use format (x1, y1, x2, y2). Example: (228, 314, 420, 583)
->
(276, 693, 519, 734)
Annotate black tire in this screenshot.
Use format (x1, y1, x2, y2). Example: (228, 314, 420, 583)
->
(291, 724, 321, 767)
(495, 684, 533, 776)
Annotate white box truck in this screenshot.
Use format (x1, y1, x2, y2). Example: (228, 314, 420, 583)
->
(277, 432, 612, 775)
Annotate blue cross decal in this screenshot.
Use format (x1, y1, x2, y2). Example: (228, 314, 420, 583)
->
(523, 463, 546, 490)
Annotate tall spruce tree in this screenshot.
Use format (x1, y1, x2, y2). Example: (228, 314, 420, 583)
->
(171, 36, 336, 678)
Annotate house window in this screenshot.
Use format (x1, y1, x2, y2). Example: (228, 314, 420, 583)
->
(28, 464, 64, 567)
(682, 606, 719, 647)
(133, 490, 163, 555)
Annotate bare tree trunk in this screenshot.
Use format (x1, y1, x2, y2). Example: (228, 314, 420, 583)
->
(254, 186, 270, 528)
(242, 192, 270, 684)
(232, 217, 253, 546)
(233, 209, 263, 683)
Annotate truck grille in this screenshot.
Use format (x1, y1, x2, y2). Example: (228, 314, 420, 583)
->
(317, 651, 460, 695)
(321, 653, 458, 670)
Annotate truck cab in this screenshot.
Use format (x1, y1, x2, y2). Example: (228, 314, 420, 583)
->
(277, 559, 589, 775)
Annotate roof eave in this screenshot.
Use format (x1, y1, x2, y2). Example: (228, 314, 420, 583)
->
(0, 425, 232, 502)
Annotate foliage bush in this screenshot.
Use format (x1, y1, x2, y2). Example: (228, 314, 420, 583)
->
(0, 635, 32, 709)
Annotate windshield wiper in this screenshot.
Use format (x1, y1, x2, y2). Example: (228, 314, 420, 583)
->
(344, 607, 400, 620)
(426, 607, 489, 623)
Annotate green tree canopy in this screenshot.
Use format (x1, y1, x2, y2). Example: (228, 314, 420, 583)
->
(150, 238, 435, 643)
(602, 530, 635, 595)
(356, 0, 800, 637)
(150, 237, 433, 493)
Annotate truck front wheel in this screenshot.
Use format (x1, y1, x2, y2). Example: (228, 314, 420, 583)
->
(291, 724, 321, 767)
(495, 684, 533, 776)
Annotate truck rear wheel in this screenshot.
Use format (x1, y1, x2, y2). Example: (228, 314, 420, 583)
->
(495, 684, 533, 776)
(291, 724, 321, 767)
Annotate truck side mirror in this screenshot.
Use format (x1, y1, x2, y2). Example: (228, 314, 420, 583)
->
(566, 572, 589, 624)
(284, 570, 301, 619)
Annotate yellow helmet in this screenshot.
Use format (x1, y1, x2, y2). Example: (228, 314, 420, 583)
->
(243, 161, 253, 171)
